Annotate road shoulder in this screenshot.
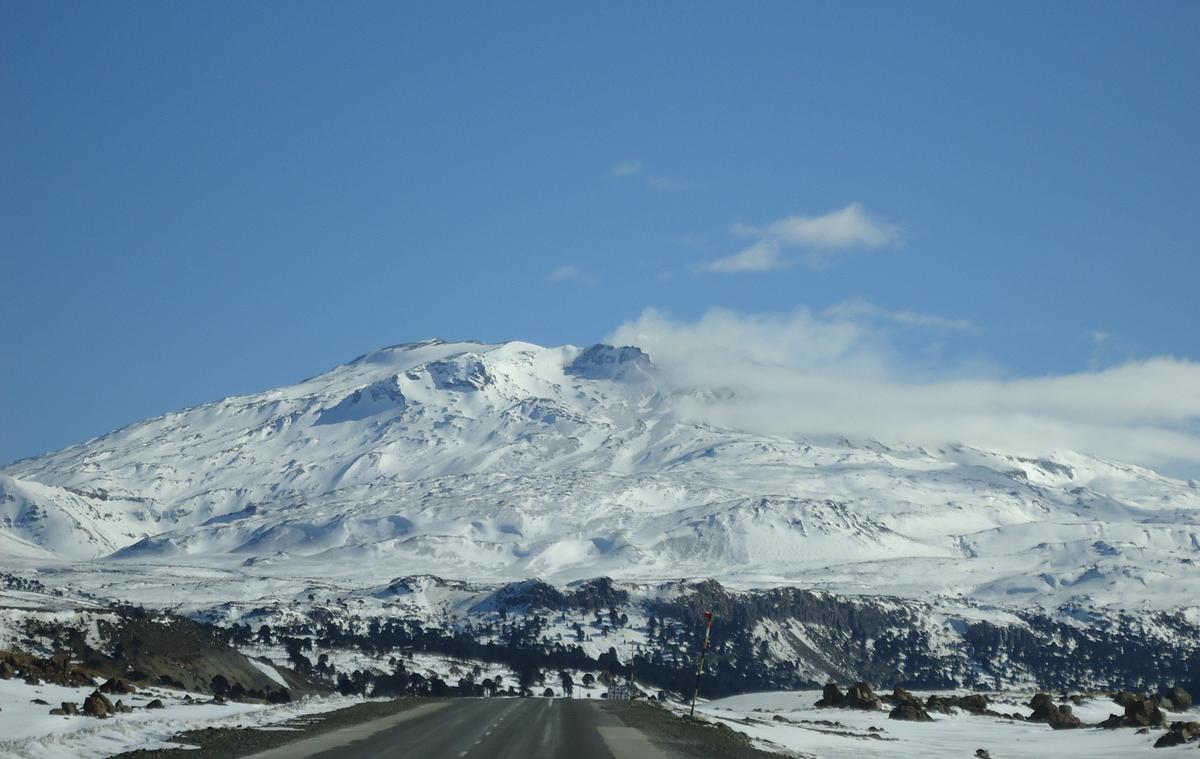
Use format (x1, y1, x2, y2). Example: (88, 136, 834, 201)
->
(605, 701, 787, 759)
(112, 698, 435, 759)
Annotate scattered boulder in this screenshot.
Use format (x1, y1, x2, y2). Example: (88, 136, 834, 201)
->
(975, 751, 992, 759)
(1113, 691, 1142, 708)
(1100, 693, 1166, 729)
(83, 690, 114, 719)
(816, 681, 882, 710)
(844, 682, 882, 710)
(146, 699, 165, 710)
(99, 677, 137, 695)
(889, 702, 933, 722)
(114, 699, 133, 714)
(816, 682, 845, 708)
(1126, 696, 1166, 728)
(958, 694, 989, 714)
(1046, 704, 1081, 730)
(1153, 721, 1199, 748)
(1164, 685, 1193, 712)
(889, 687, 916, 704)
(925, 695, 957, 715)
(1028, 693, 1081, 729)
(0, 661, 14, 679)
(61, 702, 78, 715)
(30, 698, 49, 706)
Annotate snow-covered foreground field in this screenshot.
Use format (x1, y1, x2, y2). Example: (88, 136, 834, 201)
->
(690, 690, 1200, 758)
(0, 677, 358, 759)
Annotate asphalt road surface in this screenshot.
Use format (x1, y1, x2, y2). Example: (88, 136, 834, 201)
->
(247, 698, 680, 759)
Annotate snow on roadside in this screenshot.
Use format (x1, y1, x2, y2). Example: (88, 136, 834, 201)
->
(680, 690, 1200, 759)
(0, 677, 360, 759)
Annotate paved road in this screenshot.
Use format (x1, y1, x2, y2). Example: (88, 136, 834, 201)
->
(248, 698, 677, 759)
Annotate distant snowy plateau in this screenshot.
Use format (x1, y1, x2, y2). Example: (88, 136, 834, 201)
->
(3, 339, 1199, 692)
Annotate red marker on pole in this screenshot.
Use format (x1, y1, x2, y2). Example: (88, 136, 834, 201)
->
(690, 611, 715, 717)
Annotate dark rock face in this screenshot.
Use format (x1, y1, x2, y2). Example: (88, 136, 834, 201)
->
(60, 701, 78, 715)
(146, 698, 165, 709)
(564, 345, 654, 380)
(889, 702, 933, 721)
(1165, 685, 1193, 711)
(1028, 693, 1081, 729)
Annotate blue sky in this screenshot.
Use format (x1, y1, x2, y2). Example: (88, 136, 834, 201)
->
(2, 1, 1199, 469)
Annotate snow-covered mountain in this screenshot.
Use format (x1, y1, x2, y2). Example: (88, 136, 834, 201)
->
(3, 339, 1199, 609)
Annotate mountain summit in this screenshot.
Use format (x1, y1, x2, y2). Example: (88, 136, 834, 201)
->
(2, 339, 1197, 609)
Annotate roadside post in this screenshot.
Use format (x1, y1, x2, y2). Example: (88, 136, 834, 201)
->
(689, 610, 715, 717)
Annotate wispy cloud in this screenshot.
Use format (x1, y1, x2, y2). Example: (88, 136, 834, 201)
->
(608, 306, 1200, 476)
(646, 175, 703, 192)
(548, 264, 589, 283)
(608, 159, 699, 191)
(703, 203, 901, 273)
(609, 160, 643, 178)
(824, 298, 976, 333)
(1088, 330, 1116, 370)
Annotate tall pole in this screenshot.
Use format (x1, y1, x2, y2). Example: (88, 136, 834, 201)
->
(690, 611, 715, 717)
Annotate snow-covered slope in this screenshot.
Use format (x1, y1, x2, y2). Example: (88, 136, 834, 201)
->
(3, 339, 1198, 608)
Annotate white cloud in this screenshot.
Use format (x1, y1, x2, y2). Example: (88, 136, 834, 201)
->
(607, 306, 1200, 475)
(734, 202, 901, 249)
(704, 203, 900, 273)
(609, 161, 643, 177)
(700, 240, 788, 273)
